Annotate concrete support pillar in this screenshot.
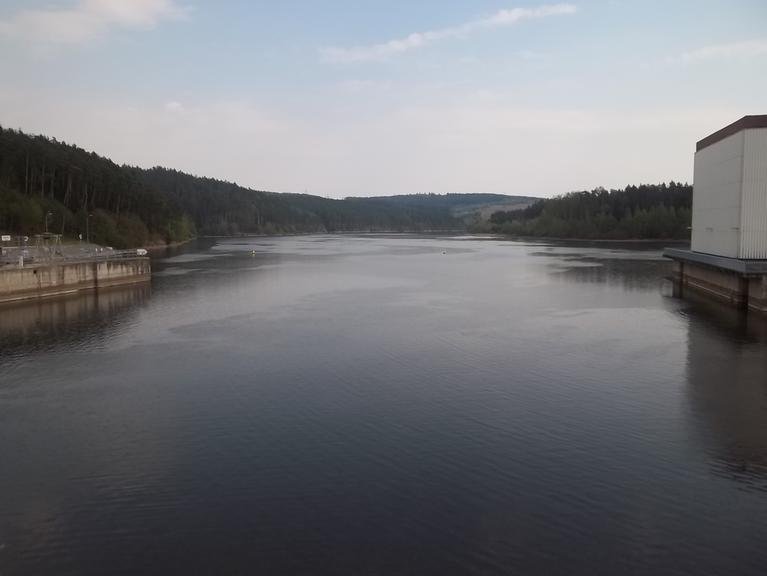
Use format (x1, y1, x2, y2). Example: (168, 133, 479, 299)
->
(749, 276, 767, 313)
(680, 262, 749, 308)
(663, 248, 767, 316)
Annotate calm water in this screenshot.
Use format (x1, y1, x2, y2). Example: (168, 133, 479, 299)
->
(2, 235, 767, 575)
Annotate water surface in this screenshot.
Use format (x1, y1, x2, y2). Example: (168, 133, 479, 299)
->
(2, 235, 767, 575)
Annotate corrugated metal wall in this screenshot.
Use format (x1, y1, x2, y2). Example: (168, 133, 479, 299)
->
(691, 132, 744, 258)
(739, 128, 767, 259)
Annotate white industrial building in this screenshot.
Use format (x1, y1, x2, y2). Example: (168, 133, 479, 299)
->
(691, 115, 767, 259)
(665, 115, 767, 313)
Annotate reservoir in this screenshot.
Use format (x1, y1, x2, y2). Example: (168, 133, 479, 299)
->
(1, 235, 766, 575)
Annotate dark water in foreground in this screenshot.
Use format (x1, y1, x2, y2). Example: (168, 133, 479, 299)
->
(1, 235, 767, 575)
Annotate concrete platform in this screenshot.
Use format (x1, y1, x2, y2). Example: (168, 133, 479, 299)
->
(664, 248, 767, 313)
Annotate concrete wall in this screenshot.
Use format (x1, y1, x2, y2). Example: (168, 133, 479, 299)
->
(749, 276, 767, 313)
(675, 261, 749, 308)
(691, 131, 744, 258)
(0, 258, 150, 304)
(740, 128, 767, 259)
(673, 261, 767, 314)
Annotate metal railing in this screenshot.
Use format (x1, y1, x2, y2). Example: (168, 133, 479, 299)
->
(0, 246, 147, 268)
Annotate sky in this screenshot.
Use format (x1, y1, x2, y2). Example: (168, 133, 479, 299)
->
(0, 0, 766, 198)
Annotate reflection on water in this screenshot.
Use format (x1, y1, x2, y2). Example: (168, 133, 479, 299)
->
(551, 257, 674, 291)
(684, 295, 767, 492)
(530, 243, 677, 292)
(0, 284, 151, 356)
(1, 235, 766, 576)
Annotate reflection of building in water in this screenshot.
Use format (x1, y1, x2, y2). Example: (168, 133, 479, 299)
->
(684, 297, 767, 491)
(547, 257, 673, 292)
(0, 284, 151, 353)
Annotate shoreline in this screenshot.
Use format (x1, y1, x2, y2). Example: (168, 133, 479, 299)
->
(202, 231, 691, 244)
(144, 238, 197, 252)
(493, 235, 691, 245)
(135, 232, 692, 247)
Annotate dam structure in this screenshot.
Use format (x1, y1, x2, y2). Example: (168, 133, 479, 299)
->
(0, 238, 150, 305)
(665, 115, 767, 313)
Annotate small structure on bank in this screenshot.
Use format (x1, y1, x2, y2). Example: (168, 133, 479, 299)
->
(34, 233, 64, 262)
(665, 115, 767, 313)
(0, 236, 151, 304)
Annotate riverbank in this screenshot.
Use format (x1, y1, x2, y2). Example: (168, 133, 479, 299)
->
(490, 234, 690, 245)
(144, 238, 196, 252)
(190, 231, 691, 245)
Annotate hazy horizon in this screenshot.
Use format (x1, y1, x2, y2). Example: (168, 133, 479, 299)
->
(1, 0, 765, 198)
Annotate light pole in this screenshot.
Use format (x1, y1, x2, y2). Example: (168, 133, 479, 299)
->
(86, 213, 93, 244)
(44, 211, 53, 234)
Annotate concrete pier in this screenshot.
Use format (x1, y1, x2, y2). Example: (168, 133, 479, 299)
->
(0, 257, 151, 304)
(664, 248, 767, 314)
(749, 276, 767, 313)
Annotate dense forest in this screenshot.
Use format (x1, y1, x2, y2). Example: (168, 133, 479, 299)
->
(0, 126, 693, 247)
(477, 183, 692, 240)
(358, 193, 536, 212)
(0, 128, 194, 248)
(139, 169, 462, 237)
(0, 127, 463, 247)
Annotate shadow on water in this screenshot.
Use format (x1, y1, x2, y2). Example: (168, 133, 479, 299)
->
(0, 284, 151, 357)
(524, 238, 689, 253)
(682, 294, 767, 492)
(148, 237, 217, 260)
(530, 243, 675, 292)
(550, 258, 675, 292)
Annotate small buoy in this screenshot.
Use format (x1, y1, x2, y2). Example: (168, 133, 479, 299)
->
(251, 250, 256, 256)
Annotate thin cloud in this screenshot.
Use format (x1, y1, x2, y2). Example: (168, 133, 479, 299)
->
(0, 0, 187, 45)
(338, 79, 394, 93)
(165, 100, 185, 113)
(671, 39, 767, 63)
(320, 4, 577, 64)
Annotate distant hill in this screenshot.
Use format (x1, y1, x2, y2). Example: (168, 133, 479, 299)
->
(138, 168, 462, 237)
(354, 193, 540, 224)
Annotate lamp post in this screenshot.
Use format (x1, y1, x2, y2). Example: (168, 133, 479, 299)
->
(86, 213, 93, 245)
(44, 211, 53, 234)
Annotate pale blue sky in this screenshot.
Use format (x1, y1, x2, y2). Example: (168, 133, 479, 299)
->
(1, 0, 766, 197)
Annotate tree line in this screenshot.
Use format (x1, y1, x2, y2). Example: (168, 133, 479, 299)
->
(141, 168, 460, 236)
(0, 126, 460, 247)
(0, 127, 193, 247)
(476, 183, 692, 240)
(0, 126, 694, 247)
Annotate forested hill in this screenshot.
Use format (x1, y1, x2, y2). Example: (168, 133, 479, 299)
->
(0, 126, 532, 247)
(0, 127, 194, 248)
(478, 183, 693, 239)
(137, 168, 472, 237)
(0, 126, 692, 247)
(357, 193, 538, 212)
